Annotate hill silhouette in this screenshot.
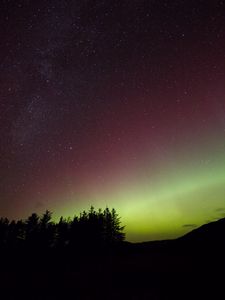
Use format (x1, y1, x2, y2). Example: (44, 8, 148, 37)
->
(132, 217, 225, 252)
(178, 217, 225, 247)
(0, 210, 224, 299)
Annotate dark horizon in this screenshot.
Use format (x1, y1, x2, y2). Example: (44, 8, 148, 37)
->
(0, 206, 224, 299)
(0, 207, 224, 243)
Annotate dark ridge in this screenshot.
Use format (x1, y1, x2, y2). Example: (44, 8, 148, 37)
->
(179, 217, 225, 242)
(176, 217, 225, 251)
(0, 211, 224, 299)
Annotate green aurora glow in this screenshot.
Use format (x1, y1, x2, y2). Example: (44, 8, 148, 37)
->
(51, 141, 225, 242)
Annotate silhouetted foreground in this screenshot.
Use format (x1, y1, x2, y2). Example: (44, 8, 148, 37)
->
(0, 209, 224, 299)
(0, 207, 125, 251)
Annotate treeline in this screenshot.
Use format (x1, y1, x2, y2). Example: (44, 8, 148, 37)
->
(0, 207, 125, 251)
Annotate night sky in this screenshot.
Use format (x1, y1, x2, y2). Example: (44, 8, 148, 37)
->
(1, 0, 225, 241)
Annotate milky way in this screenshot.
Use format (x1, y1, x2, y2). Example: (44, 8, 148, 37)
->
(1, 1, 225, 241)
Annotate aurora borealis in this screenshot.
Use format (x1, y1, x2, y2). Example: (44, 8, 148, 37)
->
(1, 1, 225, 241)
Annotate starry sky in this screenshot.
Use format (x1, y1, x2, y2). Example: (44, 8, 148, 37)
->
(1, 0, 225, 241)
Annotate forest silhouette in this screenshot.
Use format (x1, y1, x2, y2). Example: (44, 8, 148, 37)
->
(0, 207, 125, 252)
(0, 207, 224, 300)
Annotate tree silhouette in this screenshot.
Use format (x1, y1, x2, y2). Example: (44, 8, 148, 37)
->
(39, 210, 55, 248)
(25, 213, 40, 249)
(0, 217, 9, 248)
(56, 216, 70, 248)
(0, 207, 125, 253)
